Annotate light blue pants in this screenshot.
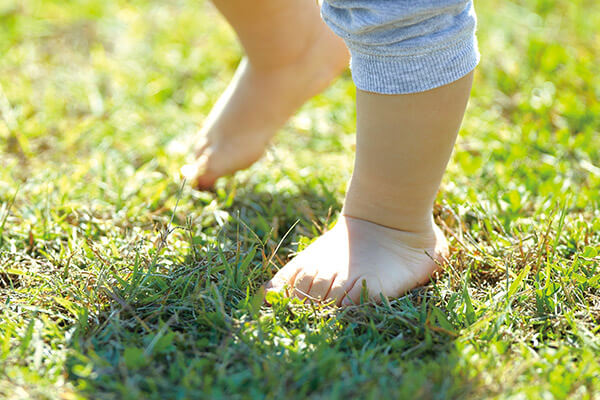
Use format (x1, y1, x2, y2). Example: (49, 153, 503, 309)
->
(321, 0, 480, 94)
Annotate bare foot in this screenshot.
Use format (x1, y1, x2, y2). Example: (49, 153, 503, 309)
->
(181, 25, 348, 189)
(265, 216, 448, 306)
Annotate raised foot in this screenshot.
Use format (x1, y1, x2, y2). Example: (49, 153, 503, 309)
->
(181, 30, 348, 190)
(265, 216, 449, 306)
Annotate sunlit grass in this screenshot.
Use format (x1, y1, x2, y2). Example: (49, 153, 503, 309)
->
(1, 0, 599, 398)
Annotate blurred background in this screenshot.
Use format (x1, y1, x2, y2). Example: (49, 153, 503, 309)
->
(1, 0, 598, 209)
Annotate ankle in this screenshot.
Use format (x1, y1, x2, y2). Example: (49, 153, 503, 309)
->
(341, 207, 436, 235)
(246, 23, 348, 78)
(339, 214, 440, 253)
(343, 183, 436, 235)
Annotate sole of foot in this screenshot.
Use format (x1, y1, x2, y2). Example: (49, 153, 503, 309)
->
(265, 215, 449, 306)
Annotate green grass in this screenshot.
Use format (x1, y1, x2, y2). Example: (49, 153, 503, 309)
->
(1, 0, 599, 398)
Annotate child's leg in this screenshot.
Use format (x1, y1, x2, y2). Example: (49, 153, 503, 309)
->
(181, 0, 348, 189)
(344, 76, 473, 234)
(266, 74, 473, 305)
(266, 1, 479, 305)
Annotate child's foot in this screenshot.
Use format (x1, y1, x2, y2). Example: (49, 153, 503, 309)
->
(265, 215, 448, 306)
(181, 26, 348, 189)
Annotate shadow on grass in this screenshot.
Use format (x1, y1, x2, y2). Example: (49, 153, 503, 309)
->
(64, 181, 478, 399)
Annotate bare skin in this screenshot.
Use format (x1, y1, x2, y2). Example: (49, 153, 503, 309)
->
(181, 0, 349, 189)
(266, 73, 474, 305)
(190, 0, 475, 305)
(265, 216, 448, 306)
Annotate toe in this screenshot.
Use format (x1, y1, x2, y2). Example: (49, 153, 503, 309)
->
(292, 268, 317, 301)
(265, 260, 301, 297)
(324, 275, 348, 306)
(181, 154, 219, 190)
(308, 272, 337, 303)
(340, 275, 385, 306)
(193, 173, 219, 191)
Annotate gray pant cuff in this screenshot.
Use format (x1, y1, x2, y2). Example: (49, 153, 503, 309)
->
(348, 34, 480, 94)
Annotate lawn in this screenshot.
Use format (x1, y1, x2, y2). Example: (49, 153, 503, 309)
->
(1, 0, 599, 398)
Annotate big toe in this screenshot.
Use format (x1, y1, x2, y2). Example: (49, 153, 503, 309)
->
(265, 260, 301, 298)
(180, 154, 218, 190)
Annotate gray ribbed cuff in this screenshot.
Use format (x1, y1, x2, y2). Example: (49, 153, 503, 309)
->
(348, 34, 480, 94)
